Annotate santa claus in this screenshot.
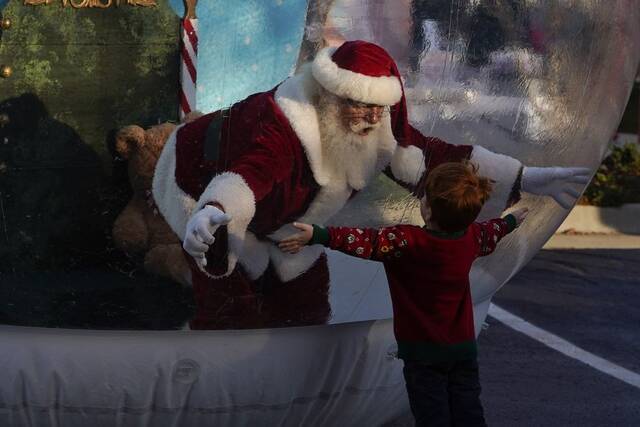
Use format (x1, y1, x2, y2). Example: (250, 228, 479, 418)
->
(152, 40, 589, 329)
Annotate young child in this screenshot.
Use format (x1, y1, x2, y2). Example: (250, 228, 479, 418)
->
(279, 161, 528, 427)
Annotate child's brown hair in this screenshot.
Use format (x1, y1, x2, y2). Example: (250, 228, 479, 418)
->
(422, 161, 494, 232)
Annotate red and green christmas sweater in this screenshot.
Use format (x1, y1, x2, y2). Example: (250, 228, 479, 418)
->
(310, 215, 517, 363)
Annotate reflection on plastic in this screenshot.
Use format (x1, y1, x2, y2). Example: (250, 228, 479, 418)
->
(321, 0, 640, 333)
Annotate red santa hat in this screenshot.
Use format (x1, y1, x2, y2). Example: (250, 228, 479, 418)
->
(312, 40, 412, 146)
(311, 40, 403, 106)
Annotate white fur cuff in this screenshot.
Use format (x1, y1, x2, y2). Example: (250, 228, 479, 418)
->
(390, 145, 426, 186)
(470, 146, 522, 220)
(195, 172, 256, 277)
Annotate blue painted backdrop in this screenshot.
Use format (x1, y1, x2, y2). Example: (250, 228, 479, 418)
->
(168, 0, 308, 112)
(0, 0, 306, 112)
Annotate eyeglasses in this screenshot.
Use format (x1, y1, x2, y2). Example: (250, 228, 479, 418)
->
(342, 99, 394, 118)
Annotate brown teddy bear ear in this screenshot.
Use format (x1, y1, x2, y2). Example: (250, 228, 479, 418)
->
(115, 125, 146, 159)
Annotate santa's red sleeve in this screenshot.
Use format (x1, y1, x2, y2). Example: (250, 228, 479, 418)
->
(386, 124, 523, 220)
(152, 117, 293, 278)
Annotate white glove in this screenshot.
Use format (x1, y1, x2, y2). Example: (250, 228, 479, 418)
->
(521, 166, 591, 209)
(183, 205, 231, 269)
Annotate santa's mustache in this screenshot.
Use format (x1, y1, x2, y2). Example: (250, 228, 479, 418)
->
(348, 119, 381, 135)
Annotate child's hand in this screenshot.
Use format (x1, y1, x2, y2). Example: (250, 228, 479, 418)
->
(278, 222, 314, 254)
(511, 207, 529, 227)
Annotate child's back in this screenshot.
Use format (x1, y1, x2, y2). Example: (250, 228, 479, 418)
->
(323, 214, 513, 362)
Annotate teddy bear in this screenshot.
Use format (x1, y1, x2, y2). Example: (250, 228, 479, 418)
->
(112, 121, 192, 287)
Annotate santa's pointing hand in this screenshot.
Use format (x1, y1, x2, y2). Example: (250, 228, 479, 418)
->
(183, 204, 231, 269)
(521, 166, 591, 209)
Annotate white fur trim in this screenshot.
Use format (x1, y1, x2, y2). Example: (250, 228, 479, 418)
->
(267, 244, 325, 283)
(470, 145, 522, 221)
(389, 144, 426, 186)
(194, 172, 256, 278)
(237, 231, 270, 280)
(152, 124, 197, 238)
(275, 69, 329, 186)
(312, 47, 402, 106)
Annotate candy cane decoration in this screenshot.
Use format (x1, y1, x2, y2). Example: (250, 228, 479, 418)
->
(180, 0, 198, 119)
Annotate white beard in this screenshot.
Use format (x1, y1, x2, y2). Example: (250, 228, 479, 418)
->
(316, 93, 396, 190)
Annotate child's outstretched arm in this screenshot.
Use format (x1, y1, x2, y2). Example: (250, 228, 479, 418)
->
(280, 222, 411, 262)
(476, 207, 529, 256)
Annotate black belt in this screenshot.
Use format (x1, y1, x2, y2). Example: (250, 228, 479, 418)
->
(203, 108, 229, 162)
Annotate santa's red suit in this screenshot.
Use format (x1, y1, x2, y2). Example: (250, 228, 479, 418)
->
(152, 41, 522, 329)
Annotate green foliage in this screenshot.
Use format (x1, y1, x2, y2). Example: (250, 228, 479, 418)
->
(0, 1, 179, 160)
(581, 143, 640, 206)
